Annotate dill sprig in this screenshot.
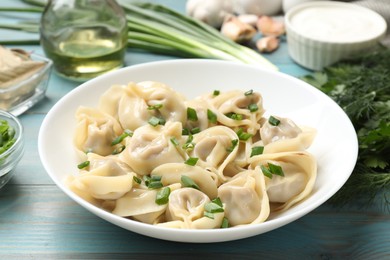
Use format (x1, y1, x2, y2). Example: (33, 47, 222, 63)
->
(302, 46, 390, 208)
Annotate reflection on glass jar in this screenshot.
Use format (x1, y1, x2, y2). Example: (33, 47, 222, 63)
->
(40, 0, 128, 81)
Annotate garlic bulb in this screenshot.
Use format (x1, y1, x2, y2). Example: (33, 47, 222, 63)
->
(186, 0, 234, 28)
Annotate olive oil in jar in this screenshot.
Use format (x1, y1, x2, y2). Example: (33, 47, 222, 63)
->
(40, 0, 127, 81)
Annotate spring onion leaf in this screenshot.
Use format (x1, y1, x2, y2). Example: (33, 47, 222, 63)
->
(112, 145, 125, 155)
(237, 128, 253, 141)
(133, 176, 142, 184)
(250, 146, 264, 157)
(77, 161, 90, 169)
(111, 129, 133, 146)
(204, 197, 224, 219)
(187, 107, 198, 121)
(226, 112, 243, 121)
(245, 89, 253, 96)
(221, 217, 229, 228)
(170, 137, 179, 146)
(268, 163, 285, 177)
(207, 109, 217, 124)
(190, 127, 201, 134)
(155, 187, 171, 205)
(181, 175, 200, 190)
(147, 104, 163, 110)
(248, 103, 258, 112)
(148, 116, 165, 126)
(226, 139, 239, 152)
(268, 116, 280, 126)
(213, 90, 220, 96)
(260, 165, 273, 179)
(184, 157, 198, 166)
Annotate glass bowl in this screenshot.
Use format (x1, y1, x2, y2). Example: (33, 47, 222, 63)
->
(0, 53, 52, 116)
(0, 110, 24, 190)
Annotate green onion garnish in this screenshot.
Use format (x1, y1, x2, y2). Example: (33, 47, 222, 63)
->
(184, 157, 198, 166)
(155, 187, 171, 205)
(244, 89, 253, 96)
(148, 116, 166, 126)
(112, 145, 126, 155)
(248, 103, 258, 112)
(181, 175, 200, 190)
(144, 175, 164, 189)
(225, 112, 243, 120)
(190, 127, 201, 134)
(111, 129, 133, 146)
(207, 109, 217, 124)
(221, 217, 229, 228)
(268, 116, 281, 126)
(182, 128, 190, 135)
(226, 139, 239, 152)
(187, 107, 198, 121)
(204, 197, 224, 219)
(260, 164, 273, 179)
(170, 137, 179, 146)
(147, 104, 163, 110)
(133, 176, 142, 184)
(237, 128, 253, 141)
(148, 181, 164, 189)
(213, 90, 220, 96)
(268, 163, 285, 177)
(250, 146, 264, 157)
(77, 161, 90, 169)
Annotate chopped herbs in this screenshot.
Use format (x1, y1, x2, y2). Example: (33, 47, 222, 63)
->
(226, 139, 239, 152)
(144, 175, 164, 189)
(244, 89, 253, 96)
(182, 128, 190, 135)
(260, 162, 284, 179)
(190, 127, 201, 134)
(133, 176, 142, 184)
(248, 103, 258, 112)
(170, 137, 179, 146)
(77, 160, 90, 169)
(0, 119, 16, 155)
(250, 146, 264, 157)
(207, 109, 217, 124)
(221, 217, 229, 228)
(187, 107, 198, 121)
(225, 112, 243, 121)
(237, 128, 253, 141)
(268, 116, 280, 126)
(112, 145, 126, 155)
(148, 116, 166, 126)
(181, 175, 200, 189)
(111, 129, 133, 146)
(204, 197, 224, 219)
(213, 90, 220, 96)
(184, 157, 199, 166)
(155, 187, 171, 205)
(147, 103, 163, 110)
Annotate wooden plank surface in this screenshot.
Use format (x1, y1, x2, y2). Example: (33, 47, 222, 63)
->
(0, 1, 389, 259)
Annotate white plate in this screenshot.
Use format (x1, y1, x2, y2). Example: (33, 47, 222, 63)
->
(38, 59, 358, 243)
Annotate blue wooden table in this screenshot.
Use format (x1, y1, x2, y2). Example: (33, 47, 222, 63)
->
(0, 1, 389, 259)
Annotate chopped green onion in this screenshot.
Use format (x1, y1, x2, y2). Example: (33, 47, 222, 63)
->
(182, 128, 190, 135)
(244, 89, 253, 96)
(187, 107, 198, 121)
(148, 181, 164, 189)
(181, 175, 200, 190)
(111, 129, 133, 145)
(133, 176, 142, 184)
(213, 90, 220, 96)
(237, 128, 253, 141)
(144, 175, 164, 189)
(155, 187, 171, 205)
(260, 164, 273, 179)
(268, 116, 281, 126)
(204, 197, 224, 219)
(170, 137, 179, 146)
(268, 163, 285, 177)
(147, 103, 163, 110)
(225, 112, 243, 120)
(77, 161, 90, 169)
(250, 146, 264, 157)
(0, 119, 16, 156)
(148, 116, 165, 126)
(182, 142, 195, 151)
(221, 217, 229, 228)
(248, 103, 258, 112)
(184, 157, 199, 166)
(207, 109, 217, 124)
(226, 139, 239, 152)
(112, 145, 126, 155)
(190, 127, 201, 134)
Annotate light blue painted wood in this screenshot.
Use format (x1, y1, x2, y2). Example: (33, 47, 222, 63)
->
(0, 1, 388, 259)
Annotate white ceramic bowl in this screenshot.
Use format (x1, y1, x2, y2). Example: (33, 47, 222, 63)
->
(285, 1, 387, 70)
(38, 59, 358, 243)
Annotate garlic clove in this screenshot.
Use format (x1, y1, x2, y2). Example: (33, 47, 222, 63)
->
(257, 16, 285, 36)
(237, 14, 259, 27)
(221, 15, 257, 43)
(256, 36, 279, 53)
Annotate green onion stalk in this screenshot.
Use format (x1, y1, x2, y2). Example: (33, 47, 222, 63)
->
(0, 0, 277, 70)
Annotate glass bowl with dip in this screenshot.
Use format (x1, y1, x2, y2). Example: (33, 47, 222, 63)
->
(0, 110, 24, 190)
(285, 1, 387, 70)
(0, 46, 52, 116)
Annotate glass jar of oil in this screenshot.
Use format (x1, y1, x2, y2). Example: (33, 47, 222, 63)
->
(40, 0, 128, 81)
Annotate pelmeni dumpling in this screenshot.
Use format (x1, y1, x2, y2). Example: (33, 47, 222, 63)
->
(67, 153, 134, 201)
(260, 116, 316, 153)
(203, 90, 265, 135)
(158, 188, 224, 229)
(120, 121, 185, 175)
(99, 81, 187, 130)
(249, 151, 317, 211)
(189, 126, 238, 183)
(218, 169, 269, 226)
(151, 163, 218, 199)
(74, 106, 123, 156)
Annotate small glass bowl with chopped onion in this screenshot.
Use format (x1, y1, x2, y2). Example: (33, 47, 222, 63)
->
(0, 110, 24, 190)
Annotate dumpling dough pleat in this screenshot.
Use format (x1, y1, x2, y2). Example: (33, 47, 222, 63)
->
(218, 169, 270, 226)
(120, 121, 185, 175)
(74, 106, 123, 156)
(249, 151, 317, 212)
